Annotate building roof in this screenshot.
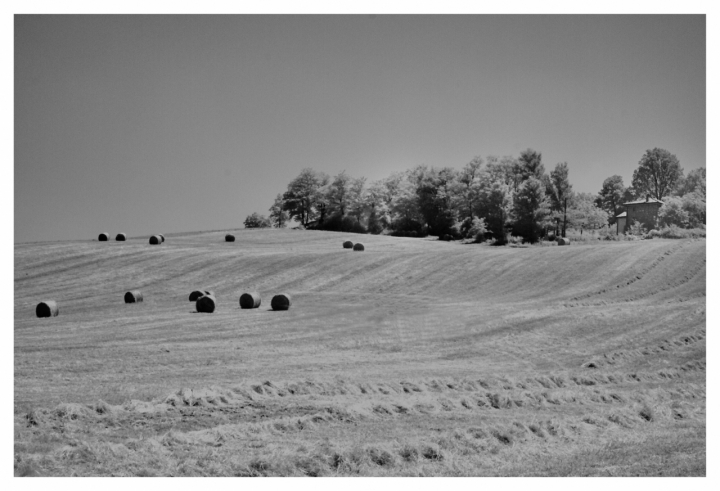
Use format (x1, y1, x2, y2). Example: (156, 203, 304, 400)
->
(623, 197, 664, 206)
(616, 211, 627, 218)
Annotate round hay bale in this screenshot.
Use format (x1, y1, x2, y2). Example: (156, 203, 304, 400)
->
(353, 243, 365, 251)
(189, 290, 214, 301)
(149, 235, 161, 245)
(158, 234, 165, 242)
(239, 292, 261, 309)
(196, 294, 216, 313)
(124, 290, 143, 303)
(36, 300, 59, 318)
(557, 237, 571, 246)
(115, 233, 127, 241)
(442, 234, 451, 241)
(98, 233, 109, 241)
(225, 234, 236, 242)
(271, 293, 292, 311)
(343, 240, 353, 249)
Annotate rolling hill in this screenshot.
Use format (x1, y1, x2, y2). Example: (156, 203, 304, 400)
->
(14, 229, 706, 476)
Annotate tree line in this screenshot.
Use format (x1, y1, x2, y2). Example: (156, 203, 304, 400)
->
(245, 147, 705, 243)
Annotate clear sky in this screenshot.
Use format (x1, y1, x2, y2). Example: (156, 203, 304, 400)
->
(14, 14, 705, 243)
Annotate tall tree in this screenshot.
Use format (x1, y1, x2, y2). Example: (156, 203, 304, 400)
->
(511, 177, 549, 243)
(517, 148, 545, 184)
(631, 148, 684, 201)
(456, 156, 484, 222)
(268, 193, 289, 228)
(476, 180, 513, 244)
(282, 168, 329, 226)
(546, 162, 573, 213)
(595, 175, 627, 224)
(674, 167, 706, 197)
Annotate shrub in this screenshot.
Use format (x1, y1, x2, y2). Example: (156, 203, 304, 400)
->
(465, 217, 488, 243)
(244, 213, 272, 228)
(317, 214, 367, 234)
(657, 196, 689, 228)
(627, 220, 646, 236)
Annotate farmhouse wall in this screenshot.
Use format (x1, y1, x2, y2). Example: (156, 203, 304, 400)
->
(626, 202, 662, 231)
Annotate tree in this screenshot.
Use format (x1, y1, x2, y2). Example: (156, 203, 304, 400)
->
(511, 177, 549, 243)
(268, 193, 289, 228)
(456, 156, 484, 222)
(595, 175, 627, 224)
(415, 167, 458, 237)
(517, 148, 546, 184)
(681, 192, 706, 228)
(477, 180, 513, 244)
(657, 196, 689, 228)
(631, 148, 684, 201)
(324, 171, 352, 217)
(244, 212, 272, 228)
(545, 162, 573, 213)
(568, 192, 610, 230)
(282, 168, 329, 226)
(675, 167, 706, 197)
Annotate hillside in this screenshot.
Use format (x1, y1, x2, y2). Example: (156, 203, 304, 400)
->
(14, 230, 706, 476)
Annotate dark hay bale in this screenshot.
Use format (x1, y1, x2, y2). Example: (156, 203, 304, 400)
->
(115, 233, 127, 241)
(240, 292, 261, 309)
(149, 235, 161, 245)
(158, 234, 165, 242)
(225, 234, 236, 242)
(98, 233, 109, 241)
(271, 293, 292, 311)
(343, 241, 353, 249)
(189, 290, 213, 301)
(36, 300, 59, 318)
(557, 238, 571, 246)
(124, 290, 143, 303)
(196, 294, 216, 313)
(353, 243, 365, 251)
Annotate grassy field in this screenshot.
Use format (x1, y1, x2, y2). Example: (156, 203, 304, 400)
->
(14, 229, 706, 476)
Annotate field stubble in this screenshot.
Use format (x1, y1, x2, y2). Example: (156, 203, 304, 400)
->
(14, 229, 705, 476)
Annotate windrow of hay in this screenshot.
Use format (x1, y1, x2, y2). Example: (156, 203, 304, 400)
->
(196, 294, 216, 313)
(557, 238, 571, 246)
(353, 243, 365, 251)
(343, 241, 353, 249)
(124, 290, 143, 303)
(271, 293, 292, 311)
(240, 292, 261, 309)
(226, 234, 236, 242)
(35, 300, 59, 318)
(189, 290, 213, 301)
(115, 233, 127, 241)
(149, 235, 162, 245)
(98, 233, 109, 241)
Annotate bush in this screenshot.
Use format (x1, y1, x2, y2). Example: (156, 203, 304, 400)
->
(462, 217, 488, 243)
(627, 220, 646, 236)
(244, 212, 272, 228)
(649, 225, 706, 239)
(657, 196, 689, 228)
(317, 214, 367, 234)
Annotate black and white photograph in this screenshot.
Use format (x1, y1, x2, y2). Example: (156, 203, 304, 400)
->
(10, 3, 711, 480)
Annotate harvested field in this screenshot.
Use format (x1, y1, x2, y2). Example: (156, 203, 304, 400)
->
(14, 229, 706, 476)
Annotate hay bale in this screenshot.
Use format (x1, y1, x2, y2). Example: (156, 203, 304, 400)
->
(158, 234, 165, 242)
(196, 294, 216, 313)
(36, 300, 59, 318)
(98, 233, 109, 241)
(353, 243, 365, 251)
(124, 290, 143, 303)
(225, 234, 236, 242)
(149, 235, 161, 245)
(271, 293, 292, 311)
(115, 233, 127, 241)
(557, 237, 571, 246)
(189, 290, 214, 301)
(343, 240, 354, 249)
(239, 292, 261, 309)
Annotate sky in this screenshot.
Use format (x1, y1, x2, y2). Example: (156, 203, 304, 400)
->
(13, 14, 706, 243)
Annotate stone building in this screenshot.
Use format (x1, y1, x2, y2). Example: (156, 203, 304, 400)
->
(619, 195, 663, 233)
